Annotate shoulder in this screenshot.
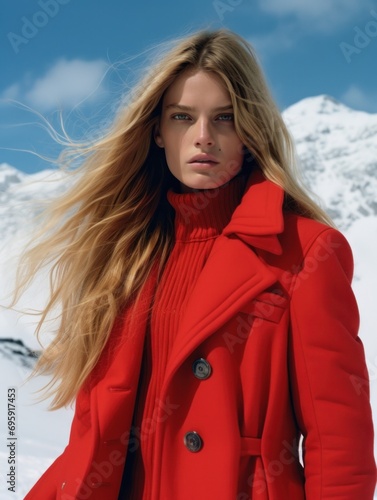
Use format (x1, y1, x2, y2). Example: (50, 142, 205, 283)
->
(283, 211, 335, 249)
(270, 211, 354, 282)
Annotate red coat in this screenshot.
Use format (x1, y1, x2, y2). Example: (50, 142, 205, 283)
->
(26, 170, 376, 499)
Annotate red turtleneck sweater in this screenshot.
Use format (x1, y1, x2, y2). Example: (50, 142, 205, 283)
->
(119, 174, 247, 499)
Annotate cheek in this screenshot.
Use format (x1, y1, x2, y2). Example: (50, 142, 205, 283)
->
(161, 127, 184, 154)
(164, 141, 181, 162)
(228, 140, 245, 162)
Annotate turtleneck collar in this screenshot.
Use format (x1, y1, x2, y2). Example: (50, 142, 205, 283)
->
(167, 173, 248, 242)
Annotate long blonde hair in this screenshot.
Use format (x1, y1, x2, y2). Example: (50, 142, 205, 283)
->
(13, 29, 333, 409)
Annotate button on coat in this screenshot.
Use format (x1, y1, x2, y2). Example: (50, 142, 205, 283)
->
(192, 358, 212, 379)
(184, 431, 203, 452)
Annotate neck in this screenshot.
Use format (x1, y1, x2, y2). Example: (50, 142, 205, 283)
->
(167, 173, 248, 242)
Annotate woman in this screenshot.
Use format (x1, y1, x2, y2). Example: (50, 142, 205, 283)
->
(20, 29, 375, 499)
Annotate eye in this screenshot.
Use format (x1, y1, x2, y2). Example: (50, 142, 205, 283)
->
(171, 113, 191, 120)
(217, 114, 234, 122)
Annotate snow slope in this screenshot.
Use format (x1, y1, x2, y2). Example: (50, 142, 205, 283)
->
(0, 94, 376, 498)
(0, 166, 75, 498)
(283, 95, 377, 229)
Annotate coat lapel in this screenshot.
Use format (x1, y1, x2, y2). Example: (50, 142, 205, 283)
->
(164, 237, 277, 383)
(164, 168, 286, 386)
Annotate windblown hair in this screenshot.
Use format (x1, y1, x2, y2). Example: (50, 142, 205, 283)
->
(13, 29, 333, 409)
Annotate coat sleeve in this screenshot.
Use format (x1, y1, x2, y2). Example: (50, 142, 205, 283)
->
(288, 227, 376, 499)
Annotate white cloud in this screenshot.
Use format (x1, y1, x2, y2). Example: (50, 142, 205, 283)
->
(258, 0, 371, 32)
(1, 58, 108, 112)
(340, 85, 377, 112)
(26, 59, 108, 111)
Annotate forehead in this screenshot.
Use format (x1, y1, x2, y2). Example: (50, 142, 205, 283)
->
(162, 69, 231, 106)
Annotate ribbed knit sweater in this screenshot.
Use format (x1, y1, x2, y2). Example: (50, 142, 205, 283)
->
(118, 173, 247, 499)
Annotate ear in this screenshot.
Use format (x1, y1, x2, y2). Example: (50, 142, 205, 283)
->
(153, 123, 164, 148)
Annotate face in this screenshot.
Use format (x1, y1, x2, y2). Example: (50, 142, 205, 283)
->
(154, 69, 245, 192)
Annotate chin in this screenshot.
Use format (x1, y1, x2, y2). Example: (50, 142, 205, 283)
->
(180, 174, 231, 192)
(180, 180, 221, 193)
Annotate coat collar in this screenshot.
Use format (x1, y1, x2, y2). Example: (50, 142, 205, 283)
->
(162, 169, 285, 391)
(223, 168, 285, 255)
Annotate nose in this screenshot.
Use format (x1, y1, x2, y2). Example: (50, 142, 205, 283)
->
(194, 117, 214, 147)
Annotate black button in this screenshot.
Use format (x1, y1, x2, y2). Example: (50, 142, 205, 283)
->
(192, 358, 212, 380)
(184, 431, 203, 452)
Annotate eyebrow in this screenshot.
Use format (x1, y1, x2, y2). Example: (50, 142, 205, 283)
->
(164, 103, 234, 112)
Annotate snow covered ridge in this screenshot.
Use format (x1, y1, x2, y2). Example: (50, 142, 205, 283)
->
(283, 95, 377, 229)
(0, 163, 26, 191)
(0, 164, 72, 241)
(0, 338, 39, 370)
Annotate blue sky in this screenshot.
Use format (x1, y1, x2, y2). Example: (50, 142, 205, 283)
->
(1, 0, 376, 173)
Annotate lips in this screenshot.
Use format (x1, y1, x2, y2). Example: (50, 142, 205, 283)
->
(189, 153, 219, 164)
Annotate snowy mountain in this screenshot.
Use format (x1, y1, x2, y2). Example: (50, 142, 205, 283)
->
(0, 95, 376, 498)
(0, 164, 72, 241)
(284, 95, 377, 229)
(0, 167, 76, 498)
(0, 338, 38, 370)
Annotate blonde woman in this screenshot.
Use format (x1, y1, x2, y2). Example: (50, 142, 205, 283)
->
(20, 29, 375, 499)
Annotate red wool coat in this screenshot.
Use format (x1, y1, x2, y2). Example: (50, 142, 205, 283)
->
(25, 170, 376, 499)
